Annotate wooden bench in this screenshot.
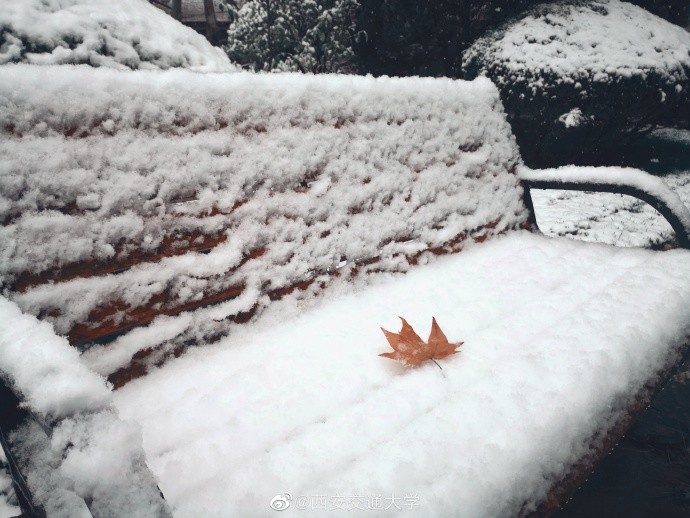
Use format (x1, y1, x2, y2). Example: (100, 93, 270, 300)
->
(1, 66, 690, 516)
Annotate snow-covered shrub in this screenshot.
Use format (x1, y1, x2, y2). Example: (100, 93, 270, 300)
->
(463, 0, 690, 167)
(225, 0, 359, 72)
(354, 0, 688, 78)
(0, 64, 526, 338)
(0, 0, 235, 71)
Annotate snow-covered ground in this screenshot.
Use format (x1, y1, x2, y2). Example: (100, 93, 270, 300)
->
(113, 232, 690, 517)
(531, 130, 690, 248)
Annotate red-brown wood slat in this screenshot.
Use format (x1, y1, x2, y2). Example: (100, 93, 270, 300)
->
(13, 231, 229, 293)
(65, 246, 267, 344)
(9, 197, 251, 292)
(89, 223, 503, 345)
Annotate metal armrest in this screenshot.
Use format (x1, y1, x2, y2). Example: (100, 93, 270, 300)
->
(520, 167, 690, 250)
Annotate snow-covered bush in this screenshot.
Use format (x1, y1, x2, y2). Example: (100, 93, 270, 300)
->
(354, 0, 688, 78)
(225, 0, 359, 72)
(463, 0, 690, 167)
(0, 0, 235, 71)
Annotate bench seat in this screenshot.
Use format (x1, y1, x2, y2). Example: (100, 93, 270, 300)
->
(112, 232, 690, 517)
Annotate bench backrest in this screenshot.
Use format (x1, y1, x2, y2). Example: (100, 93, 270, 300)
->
(0, 65, 530, 356)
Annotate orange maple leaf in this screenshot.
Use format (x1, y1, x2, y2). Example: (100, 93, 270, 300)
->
(379, 317, 462, 367)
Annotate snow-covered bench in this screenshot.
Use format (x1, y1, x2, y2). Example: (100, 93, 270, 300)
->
(1, 65, 690, 516)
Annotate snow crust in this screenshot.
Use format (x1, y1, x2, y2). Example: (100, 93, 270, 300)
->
(0, 0, 234, 71)
(114, 233, 690, 517)
(0, 65, 525, 336)
(464, 0, 690, 87)
(0, 297, 170, 517)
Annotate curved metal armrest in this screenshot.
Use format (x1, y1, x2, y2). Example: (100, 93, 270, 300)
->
(520, 168, 690, 250)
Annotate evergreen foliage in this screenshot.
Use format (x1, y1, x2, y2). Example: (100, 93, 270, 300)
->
(225, 0, 359, 73)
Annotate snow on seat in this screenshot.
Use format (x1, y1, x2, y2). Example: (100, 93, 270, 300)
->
(113, 233, 690, 517)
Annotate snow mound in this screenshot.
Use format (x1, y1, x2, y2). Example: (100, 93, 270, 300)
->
(114, 233, 690, 516)
(0, 65, 525, 340)
(464, 0, 690, 85)
(0, 0, 235, 71)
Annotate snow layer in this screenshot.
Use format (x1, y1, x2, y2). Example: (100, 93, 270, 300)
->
(114, 233, 690, 517)
(0, 297, 170, 517)
(0, 65, 525, 335)
(464, 0, 690, 86)
(0, 296, 110, 421)
(0, 0, 234, 71)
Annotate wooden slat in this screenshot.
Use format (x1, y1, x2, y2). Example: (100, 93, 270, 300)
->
(65, 246, 267, 345)
(67, 283, 246, 345)
(13, 231, 229, 292)
(9, 196, 250, 291)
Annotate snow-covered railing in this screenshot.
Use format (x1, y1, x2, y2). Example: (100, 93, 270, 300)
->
(521, 166, 690, 249)
(0, 297, 172, 517)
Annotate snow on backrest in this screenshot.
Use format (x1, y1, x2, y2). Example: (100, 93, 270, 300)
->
(0, 65, 527, 340)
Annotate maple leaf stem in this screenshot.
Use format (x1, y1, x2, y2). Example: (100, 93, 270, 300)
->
(432, 359, 443, 370)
